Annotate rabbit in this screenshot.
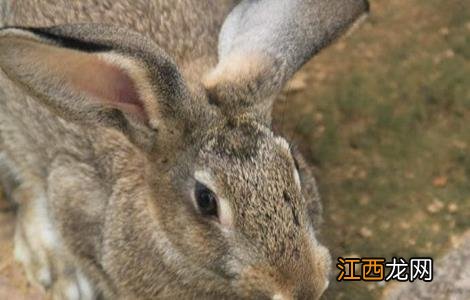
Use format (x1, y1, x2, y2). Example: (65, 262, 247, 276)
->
(0, 0, 369, 299)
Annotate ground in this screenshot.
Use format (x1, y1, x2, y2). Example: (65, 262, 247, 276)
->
(382, 230, 470, 300)
(0, 0, 469, 299)
(274, 0, 470, 298)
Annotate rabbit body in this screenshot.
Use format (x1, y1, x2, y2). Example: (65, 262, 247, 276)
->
(0, 0, 368, 299)
(0, 3, 234, 297)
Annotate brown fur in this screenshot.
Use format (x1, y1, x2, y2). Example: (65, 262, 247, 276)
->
(0, 1, 368, 299)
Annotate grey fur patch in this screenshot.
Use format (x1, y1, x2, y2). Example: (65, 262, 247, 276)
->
(0, 0, 10, 27)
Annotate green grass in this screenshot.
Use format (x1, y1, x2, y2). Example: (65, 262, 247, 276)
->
(274, 0, 470, 298)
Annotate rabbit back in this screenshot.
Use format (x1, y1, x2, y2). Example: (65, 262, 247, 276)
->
(1, 0, 235, 67)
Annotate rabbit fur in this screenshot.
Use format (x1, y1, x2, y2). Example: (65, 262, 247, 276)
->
(0, 0, 368, 299)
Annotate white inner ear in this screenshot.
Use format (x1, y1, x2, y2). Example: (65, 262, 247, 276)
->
(194, 170, 233, 227)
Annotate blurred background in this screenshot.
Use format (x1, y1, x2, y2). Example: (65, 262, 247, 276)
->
(1, 0, 469, 299)
(275, 0, 470, 298)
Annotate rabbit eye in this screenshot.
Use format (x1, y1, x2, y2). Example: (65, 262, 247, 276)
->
(195, 181, 218, 218)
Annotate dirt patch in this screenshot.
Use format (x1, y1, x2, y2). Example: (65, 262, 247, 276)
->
(382, 230, 470, 300)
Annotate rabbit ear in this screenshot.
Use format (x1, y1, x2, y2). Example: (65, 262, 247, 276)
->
(205, 0, 369, 117)
(0, 25, 189, 148)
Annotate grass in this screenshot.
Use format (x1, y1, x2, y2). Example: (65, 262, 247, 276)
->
(274, 0, 470, 298)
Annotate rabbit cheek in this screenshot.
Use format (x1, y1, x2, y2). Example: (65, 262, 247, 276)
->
(235, 265, 292, 299)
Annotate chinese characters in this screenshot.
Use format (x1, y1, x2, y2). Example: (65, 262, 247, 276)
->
(337, 257, 433, 282)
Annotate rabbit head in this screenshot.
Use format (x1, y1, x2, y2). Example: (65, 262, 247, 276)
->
(0, 0, 368, 299)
